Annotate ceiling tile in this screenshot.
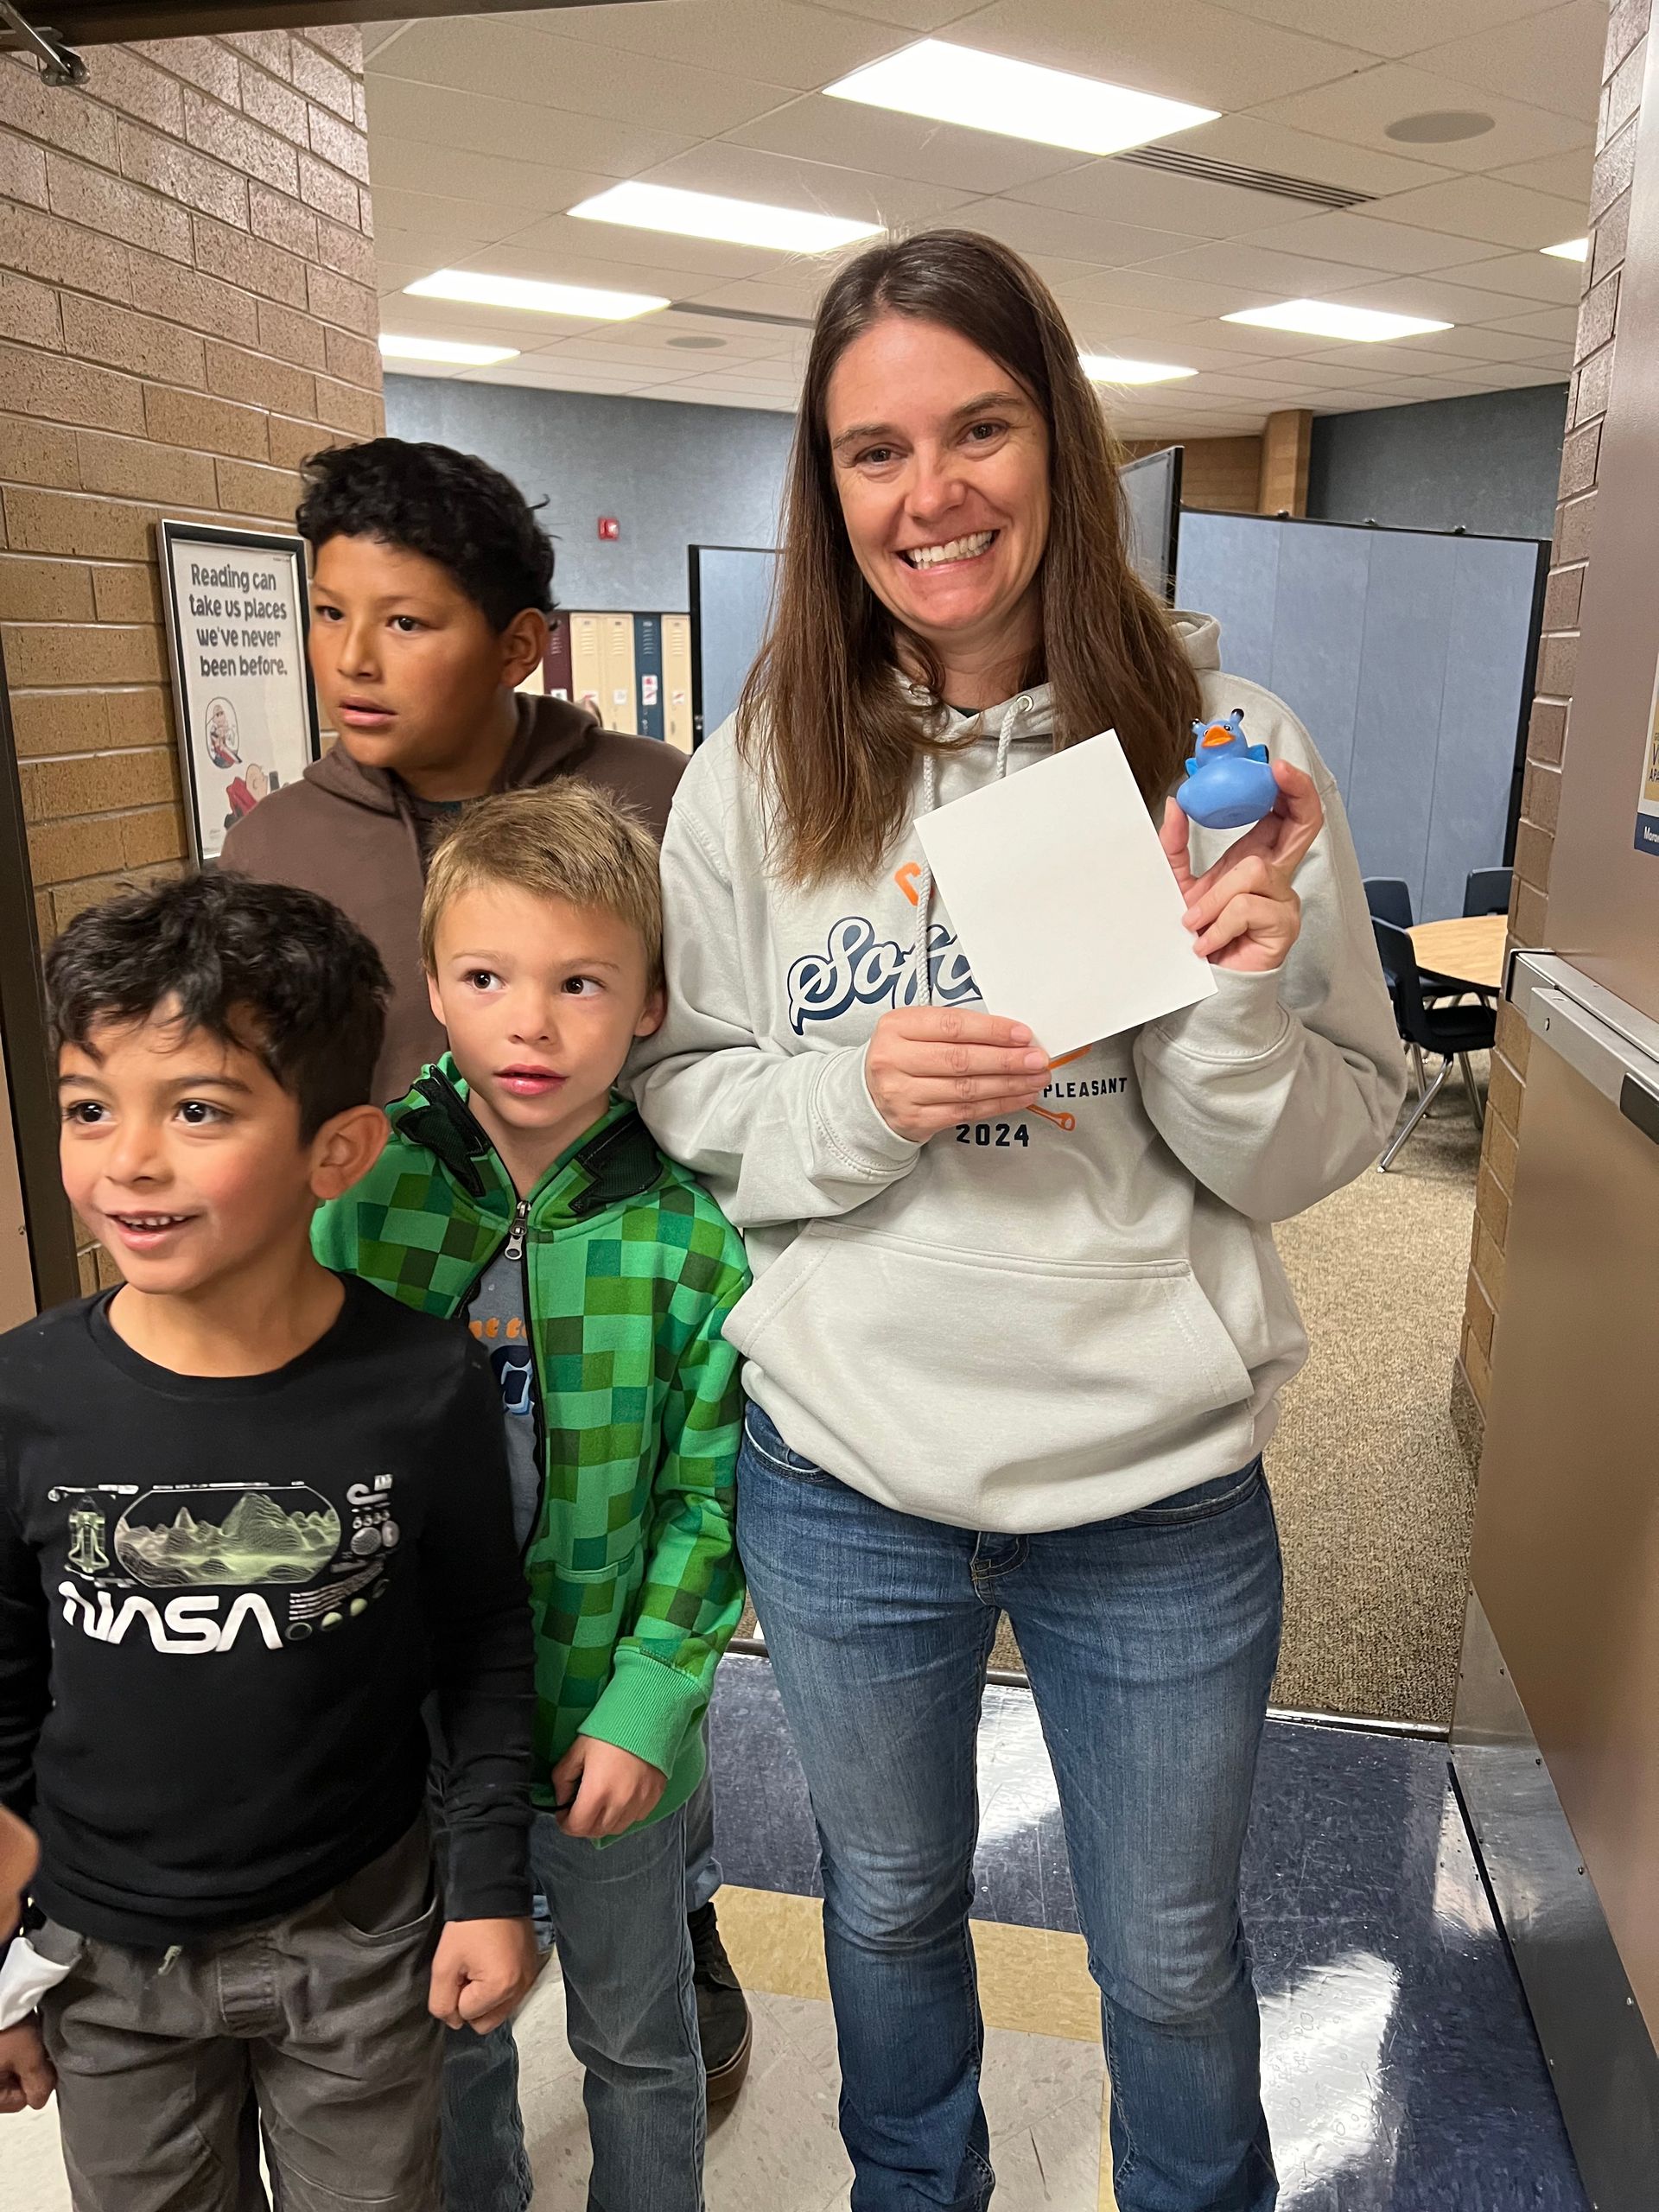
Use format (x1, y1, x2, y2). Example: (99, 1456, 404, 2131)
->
(1135, 238, 1402, 295)
(1231, 207, 1509, 273)
(1413, 0, 1605, 124)
(944, 196, 1194, 268)
(1370, 174, 1593, 248)
(1052, 266, 1269, 318)
(760, 0, 975, 28)
(367, 137, 620, 215)
(1407, 320, 1578, 362)
(1290, 340, 1497, 375)
(1007, 159, 1319, 241)
(1249, 61, 1592, 175)
(682, 272, 836, 318)
(1207, 0, 1577, 65)
(366, 76, 696, 181)
(372, 16, 796, 137)
(1318, 269, 1548, 323)
(1427, 249, 1588, 303)
(370, 191, 533, 253)
(1480, 302, 1580, 340)
(530, 2, 909, 91)
(439, 238, 776, 302)
(725, 91, 1084, 193)
(631, 141, 975, 230)
(1488, 146, 1596, 201)
(947, 0, 1369, 111)
(480, 213, 783, 285)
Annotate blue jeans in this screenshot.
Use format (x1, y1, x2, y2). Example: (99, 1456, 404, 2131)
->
(738, 1402, 1281, 2212)
(442, 1804, 704, 2212)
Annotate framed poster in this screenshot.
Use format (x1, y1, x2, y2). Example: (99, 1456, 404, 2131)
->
(157, 519, 319, 863)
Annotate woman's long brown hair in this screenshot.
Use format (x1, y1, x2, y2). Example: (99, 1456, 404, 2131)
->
(739, 228, 1200, 885)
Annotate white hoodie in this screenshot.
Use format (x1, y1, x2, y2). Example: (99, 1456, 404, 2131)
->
(632, 613, 1407, 1533)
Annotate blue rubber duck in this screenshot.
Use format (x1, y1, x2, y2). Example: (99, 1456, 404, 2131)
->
(1173, 708, 1278, 831)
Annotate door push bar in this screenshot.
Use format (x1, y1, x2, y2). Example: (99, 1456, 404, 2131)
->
(1507, 949, 1659, 1148)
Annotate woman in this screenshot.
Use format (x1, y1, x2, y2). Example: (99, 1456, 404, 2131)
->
(632, 231, 1403, 2212)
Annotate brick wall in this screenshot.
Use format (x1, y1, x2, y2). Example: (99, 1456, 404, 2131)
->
(1454, 0, 1646, 1457)
(0, 25, 382, 1292)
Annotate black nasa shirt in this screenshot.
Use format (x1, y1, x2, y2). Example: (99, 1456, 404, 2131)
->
(0, 1277, 532, 1948)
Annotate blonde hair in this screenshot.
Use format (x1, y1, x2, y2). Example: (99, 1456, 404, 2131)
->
(420, 781, 664, 985)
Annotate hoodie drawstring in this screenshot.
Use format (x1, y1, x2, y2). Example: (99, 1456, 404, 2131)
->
(911, 695, 1032, 1007)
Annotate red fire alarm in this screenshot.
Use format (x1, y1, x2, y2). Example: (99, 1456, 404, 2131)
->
(598, 516, 620, 540)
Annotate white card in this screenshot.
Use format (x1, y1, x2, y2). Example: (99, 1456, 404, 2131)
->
(914, 729, 1216, 1058)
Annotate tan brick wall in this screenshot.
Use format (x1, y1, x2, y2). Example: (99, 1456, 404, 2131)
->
(1454, 0, 1647, 1452)
(0, 27, 381, 1292)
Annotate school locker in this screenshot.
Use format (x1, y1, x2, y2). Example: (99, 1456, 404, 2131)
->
(568, 614, 603, 720)
(632, 614, 665, 741)
(662, 614, 693, 754)
(599, 614, 638, 734)
(544, 619, 574, 702)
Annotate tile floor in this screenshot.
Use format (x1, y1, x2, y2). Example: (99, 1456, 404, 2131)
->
(1, 1654, 1591, 2209)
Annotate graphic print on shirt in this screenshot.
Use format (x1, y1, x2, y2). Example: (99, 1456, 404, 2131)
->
(470, 1312, 534, 1419)
(787, 915, 979, 1033)
(48, 1475, 399, 1654)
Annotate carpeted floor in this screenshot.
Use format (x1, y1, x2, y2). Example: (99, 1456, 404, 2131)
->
(740, 1052, 1484, 1729)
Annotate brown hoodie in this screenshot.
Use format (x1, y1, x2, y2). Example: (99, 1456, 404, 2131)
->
(221, 692, 683, 1102)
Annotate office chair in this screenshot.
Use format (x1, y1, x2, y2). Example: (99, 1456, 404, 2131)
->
(1363, 877, 1413, 931)
(1371, 918, 1497, 1171)
(1463, 867, 1512, 918)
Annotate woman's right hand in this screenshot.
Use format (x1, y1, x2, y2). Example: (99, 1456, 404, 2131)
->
(865, 1007, 1051, 1142)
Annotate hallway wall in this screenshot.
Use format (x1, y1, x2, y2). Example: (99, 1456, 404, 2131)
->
(0, 29, 381, 1109)
(1454, 0, 1646, 1456)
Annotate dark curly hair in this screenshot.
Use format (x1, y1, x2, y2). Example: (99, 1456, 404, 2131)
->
(296, 437, 556, 631)
(45, 873, 391, 1139)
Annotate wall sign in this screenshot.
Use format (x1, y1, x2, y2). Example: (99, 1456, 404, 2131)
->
(157, 519, 319, 865)
(1637, 652, 1659, 858)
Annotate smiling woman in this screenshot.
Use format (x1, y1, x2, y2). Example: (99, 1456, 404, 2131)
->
(632, 227, 1407, 2212)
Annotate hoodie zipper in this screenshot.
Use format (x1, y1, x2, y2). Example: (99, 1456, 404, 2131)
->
(504, 1198, 530, 1262)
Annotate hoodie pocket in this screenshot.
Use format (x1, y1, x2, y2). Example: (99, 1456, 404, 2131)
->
(725, 1225, 1256, 1510)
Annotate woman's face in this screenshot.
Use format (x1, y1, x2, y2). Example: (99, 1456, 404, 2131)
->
(824, 314, 1051, 677)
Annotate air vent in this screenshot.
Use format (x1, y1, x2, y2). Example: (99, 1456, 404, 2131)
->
(1114, 145, 1373, 213)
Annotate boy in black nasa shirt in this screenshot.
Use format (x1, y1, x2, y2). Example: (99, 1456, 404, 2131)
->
(0, 873, 537, 2211)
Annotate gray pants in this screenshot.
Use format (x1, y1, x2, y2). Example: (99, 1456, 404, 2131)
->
(37, 1822, 444, 2212)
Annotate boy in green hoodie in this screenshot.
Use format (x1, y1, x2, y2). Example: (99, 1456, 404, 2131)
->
(314, 781, 747, 2212)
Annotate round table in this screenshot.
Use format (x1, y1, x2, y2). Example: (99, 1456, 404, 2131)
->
(1408, 914, 1507, 993)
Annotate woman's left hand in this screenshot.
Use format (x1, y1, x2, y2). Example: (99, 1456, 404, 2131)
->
(1160, 760, 1324, 973)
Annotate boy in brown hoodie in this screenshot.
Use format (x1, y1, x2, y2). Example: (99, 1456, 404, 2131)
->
(221, 439, 753, 2159)
(223, 438, 683, 1104)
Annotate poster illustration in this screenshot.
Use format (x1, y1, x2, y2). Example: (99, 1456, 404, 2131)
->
(158, 520, 319, 863)
(1636, 653, 1659, 858)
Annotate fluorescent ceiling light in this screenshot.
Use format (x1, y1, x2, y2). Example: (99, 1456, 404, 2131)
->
(568, 181, 880, 255)
(379, 334, 519, 365)
(1223, 299, 1452, 341)
(1540, 237, 1588, 261)
(405, 270, 668, 320)
(1080, 355, 1197, 385)
(824, 39, 1217, 157)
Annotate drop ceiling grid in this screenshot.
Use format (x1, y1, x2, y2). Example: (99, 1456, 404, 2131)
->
(366, 0, 1598, 423)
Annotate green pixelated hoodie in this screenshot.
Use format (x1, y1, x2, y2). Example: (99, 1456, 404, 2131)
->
(314, 1059, 748, 1824)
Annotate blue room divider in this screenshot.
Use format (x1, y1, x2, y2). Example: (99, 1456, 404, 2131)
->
(1175, 512, 1547, 924)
